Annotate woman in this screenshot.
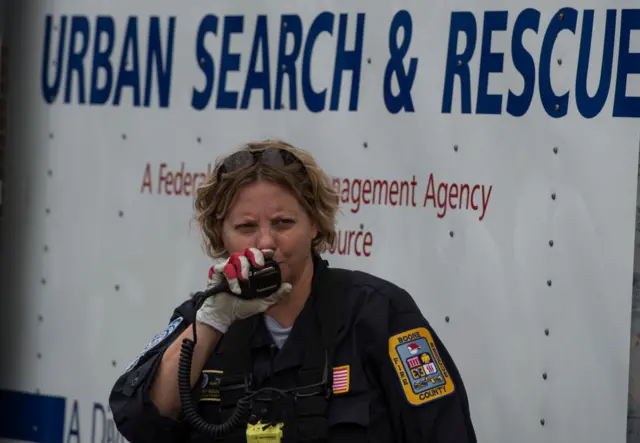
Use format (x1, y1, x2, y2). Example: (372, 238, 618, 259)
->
(109, 140, 477, 442)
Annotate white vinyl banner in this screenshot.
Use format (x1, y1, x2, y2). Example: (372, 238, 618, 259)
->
(1, 1, 639, 442)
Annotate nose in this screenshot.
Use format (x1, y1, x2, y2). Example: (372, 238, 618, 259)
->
(256, 226, 276, 251)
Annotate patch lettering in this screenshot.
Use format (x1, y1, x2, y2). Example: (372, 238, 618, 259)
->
(332, 365, 350, 394)
(125, 316, 184, 372)
(199, 370, 223, 402)
(388, 327, 455, 406)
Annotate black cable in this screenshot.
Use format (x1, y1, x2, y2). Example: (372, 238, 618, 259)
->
(175, 282, 251, 437)
(178, 332, 297, 437)
(176, 265, 289, 438)
(178, 335, 253, 437)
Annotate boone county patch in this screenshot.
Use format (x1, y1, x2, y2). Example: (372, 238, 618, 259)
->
(388, 327, 455, 406)
(125, 317, 184, 372)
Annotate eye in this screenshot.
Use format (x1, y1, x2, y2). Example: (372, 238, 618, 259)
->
(273, 218, 295, 228)
(235, 223, 257, 232)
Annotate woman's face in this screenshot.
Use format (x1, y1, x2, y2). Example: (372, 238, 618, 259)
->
(221, 180, 318, 285)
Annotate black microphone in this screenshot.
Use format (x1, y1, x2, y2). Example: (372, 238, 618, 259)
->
(195, 258, 283, 303)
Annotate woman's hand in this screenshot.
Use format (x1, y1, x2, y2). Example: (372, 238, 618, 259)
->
(208, 247, 274, 294)
(196, 248, 291, 333)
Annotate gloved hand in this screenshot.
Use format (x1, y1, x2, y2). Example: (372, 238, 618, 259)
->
(195, 248, 291, 334)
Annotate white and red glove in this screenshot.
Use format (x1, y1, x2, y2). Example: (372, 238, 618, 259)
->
(208, 247, 273, 295)
(195, 248, 291, 334)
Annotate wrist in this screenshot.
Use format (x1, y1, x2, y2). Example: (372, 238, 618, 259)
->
(196, 318, 227, 335)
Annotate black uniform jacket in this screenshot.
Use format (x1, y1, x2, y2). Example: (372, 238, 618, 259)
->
(109, 257, 477, 442)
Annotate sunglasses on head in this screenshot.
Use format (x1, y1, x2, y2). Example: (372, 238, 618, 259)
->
(216, 147, 303, 181)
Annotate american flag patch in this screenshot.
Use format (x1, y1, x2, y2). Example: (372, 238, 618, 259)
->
(332, 365, 350, 394)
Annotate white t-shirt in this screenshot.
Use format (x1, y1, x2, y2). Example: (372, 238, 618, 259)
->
(263, 314, 292, 349)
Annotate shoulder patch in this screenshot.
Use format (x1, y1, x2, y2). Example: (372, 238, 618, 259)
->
(388, 327, 455, 406)
(125, 317, 184, 372)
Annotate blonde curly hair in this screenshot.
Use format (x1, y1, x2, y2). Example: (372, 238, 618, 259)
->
(193, 139, 340, 259)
